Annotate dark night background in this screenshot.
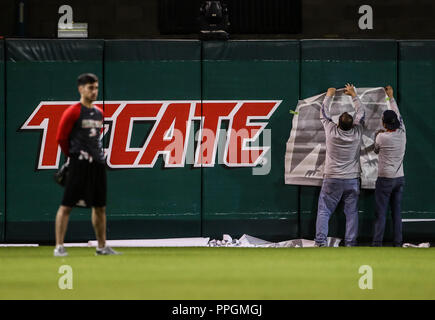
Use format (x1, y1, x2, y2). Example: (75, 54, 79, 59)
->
(0, 0, 435, 39)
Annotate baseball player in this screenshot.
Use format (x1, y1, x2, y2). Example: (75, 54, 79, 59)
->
(53, 73, 120, 256)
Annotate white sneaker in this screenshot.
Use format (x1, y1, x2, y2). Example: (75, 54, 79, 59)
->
(95, 246, 121, 256)
(54, 245, 68, 257)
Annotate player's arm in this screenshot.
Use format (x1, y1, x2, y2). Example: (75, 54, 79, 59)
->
(320, 88, 335, 128)
(56, 104, 81, 157)
(385, 85, 405, 131)
(95, 106, 105, 135)
(344, 83, 365, 126)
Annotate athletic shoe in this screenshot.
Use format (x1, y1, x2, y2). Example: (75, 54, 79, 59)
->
(95, 246, 121, 256)
(54, 245, 68, 257)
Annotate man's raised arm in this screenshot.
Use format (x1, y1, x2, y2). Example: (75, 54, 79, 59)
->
(320, 88, 336, 127)
(344, 83, 365, 126)
(385, 85, 405, 131)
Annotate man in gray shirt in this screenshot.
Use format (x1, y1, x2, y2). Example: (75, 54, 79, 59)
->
(372, 85, 406, 247)
(315, 84, 365, 247)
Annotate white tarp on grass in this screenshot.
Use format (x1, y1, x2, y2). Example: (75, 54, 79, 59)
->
(64, 235, 341, 248)
(209, 234, 341, 248)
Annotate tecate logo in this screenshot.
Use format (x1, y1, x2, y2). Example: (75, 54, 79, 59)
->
(21, 100, 281, 170)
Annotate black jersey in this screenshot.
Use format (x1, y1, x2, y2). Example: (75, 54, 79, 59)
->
(57, 102, 105, 163)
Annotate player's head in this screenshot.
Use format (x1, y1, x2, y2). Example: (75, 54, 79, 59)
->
(77, 73, 99, 102)
(338, 112, 353, 131)
(382, 110, 400, 130)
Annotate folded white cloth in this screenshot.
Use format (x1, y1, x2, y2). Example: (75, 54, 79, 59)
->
(402, 242, 430, 248)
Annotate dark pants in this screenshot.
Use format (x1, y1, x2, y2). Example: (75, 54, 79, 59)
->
(372, 176, 405, 247)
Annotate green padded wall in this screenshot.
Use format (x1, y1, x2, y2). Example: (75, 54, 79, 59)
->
(103, 40, 201, 239)
(1, 39, 434, 244)
(0, 40, 4, 242)
(202, 41, 300, 241)
(300, 40, 398, 242)
(6, 39, 104, 242)
(399, 41, 435, 240)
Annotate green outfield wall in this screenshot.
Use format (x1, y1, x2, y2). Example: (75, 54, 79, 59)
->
(201, 41, 299, 240)
(0, 40, 4, 242)
(398, 41, 435, 240)
(103, 40, 202, 239)
(1, 39, 434, 243)
(6, 39, 104, 242)
(299, 40, 398, 241)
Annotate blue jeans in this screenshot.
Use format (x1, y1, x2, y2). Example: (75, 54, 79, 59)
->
(315, 178, 360, 246)
(372, 176, 405, 247)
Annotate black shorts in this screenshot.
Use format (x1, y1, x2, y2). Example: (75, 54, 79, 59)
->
(62, 156, 107, 208)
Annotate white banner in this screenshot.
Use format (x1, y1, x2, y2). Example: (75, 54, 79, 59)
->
(285, 87, 391, 189)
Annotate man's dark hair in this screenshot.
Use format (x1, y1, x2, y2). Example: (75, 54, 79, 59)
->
(338, 112, 354, 131)
(77, 73, 98, 86)
(382, 110, 400, 130)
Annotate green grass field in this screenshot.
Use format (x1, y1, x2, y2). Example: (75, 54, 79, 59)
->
(1, 246, 434, 299)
